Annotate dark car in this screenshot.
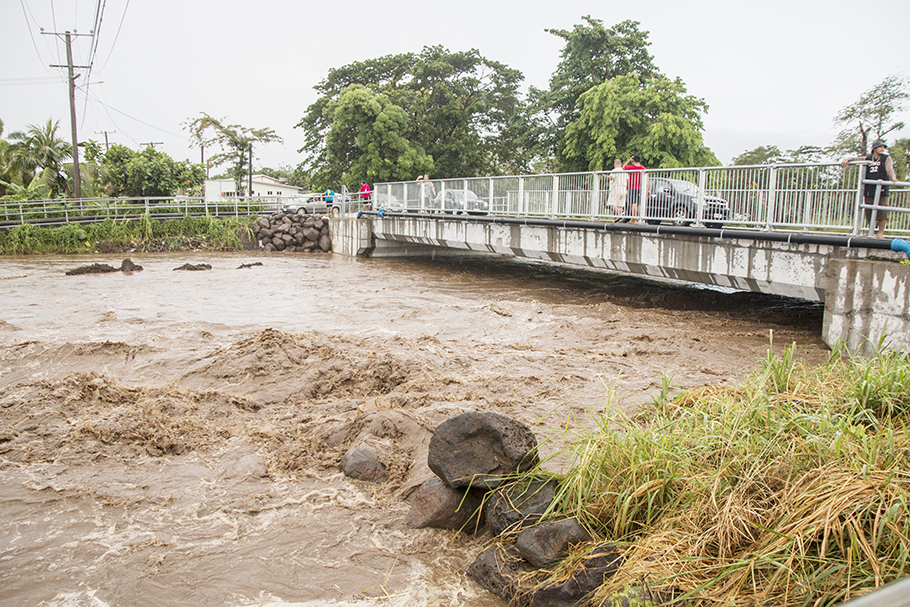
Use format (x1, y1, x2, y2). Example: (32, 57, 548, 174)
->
(645, 177, 730, 228)
(429, 188, 489, 215)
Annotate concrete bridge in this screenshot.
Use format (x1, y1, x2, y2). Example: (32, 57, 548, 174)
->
(330, 213, 910, 357)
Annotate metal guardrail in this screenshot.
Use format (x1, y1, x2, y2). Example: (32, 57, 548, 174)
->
(374, 164, 910, 237)
(0, 192, 375, 228)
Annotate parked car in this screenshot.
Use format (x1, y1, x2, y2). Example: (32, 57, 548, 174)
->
(373, 192, 403, 211)
(645, 178, 730, 228)
(281, 192, 347, 216)
(428, 188, 489, 215)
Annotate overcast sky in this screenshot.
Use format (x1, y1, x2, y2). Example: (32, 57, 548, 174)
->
(2, 0, 909, 174)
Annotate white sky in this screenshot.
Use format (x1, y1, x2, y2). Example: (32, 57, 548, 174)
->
(2, 0, 909, 172)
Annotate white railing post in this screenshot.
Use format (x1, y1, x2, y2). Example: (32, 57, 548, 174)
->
(765, 166, 777, 230)
(696, 168, 707, 227)
(591, 172, 599, 218)
(851, 166, 864, 235)
(518, 177, 525, 216)
(463, 180, 468, 215)
(552, 175, 559, 218)
(489, 177, 494, 214)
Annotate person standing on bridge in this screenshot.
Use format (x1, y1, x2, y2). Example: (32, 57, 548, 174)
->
(620, 155, 647, 223)
(606, 159, 628, 217)
(841, 140, 898, 238)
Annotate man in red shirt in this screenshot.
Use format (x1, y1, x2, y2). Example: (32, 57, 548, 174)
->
(619, 155, 647, 223)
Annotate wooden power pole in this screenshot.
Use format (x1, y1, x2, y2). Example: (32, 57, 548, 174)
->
(47, 30, 91, 200)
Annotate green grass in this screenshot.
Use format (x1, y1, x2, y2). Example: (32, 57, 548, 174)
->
(0, 215, 256, 254)
(522, 341, 910, 606)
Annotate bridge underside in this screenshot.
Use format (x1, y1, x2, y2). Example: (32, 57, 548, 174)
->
(331, 216, 910, 356)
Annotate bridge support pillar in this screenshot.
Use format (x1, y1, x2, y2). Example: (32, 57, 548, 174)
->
(823, 258, 910, 356)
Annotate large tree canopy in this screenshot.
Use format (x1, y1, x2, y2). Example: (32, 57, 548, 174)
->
(101, 144, 204, 198)
(529, 17, 661, 169)
(562, 74, 718, 170)
(4, 120, 73, 197)
(296, 46, 525, 189)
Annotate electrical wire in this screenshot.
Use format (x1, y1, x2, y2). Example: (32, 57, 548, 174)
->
(18, 0, 51, 67)
(98, 0, 129, 72)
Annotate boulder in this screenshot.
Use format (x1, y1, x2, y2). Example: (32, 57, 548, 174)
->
(516, 518, 592, 568)
(466, 543, 533, 603)
(485, 478, 559, 537)
(318, 234, 332, 252)
(406, 477, 483, 531)
(120, 258, 143, 272)
(529, 544, 624, 607)
(341, 441, 387, 483)
(427, 411, 539, 490)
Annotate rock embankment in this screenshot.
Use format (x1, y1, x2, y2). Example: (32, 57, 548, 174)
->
(363, 410, 635, 607)
(251, 212, 332, 252)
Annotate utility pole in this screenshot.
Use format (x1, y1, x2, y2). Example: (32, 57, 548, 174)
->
(95, 130, 116, 151)
(47, 30, 91, 200)
(248, 142, 253, 199)
(140, 142, 164, 149)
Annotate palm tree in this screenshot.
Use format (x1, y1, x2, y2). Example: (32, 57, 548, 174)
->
(7, 120, 73, 198)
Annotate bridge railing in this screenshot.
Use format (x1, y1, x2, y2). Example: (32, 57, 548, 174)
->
(0, 195, 286, 227)
(374, 163, 910, 236)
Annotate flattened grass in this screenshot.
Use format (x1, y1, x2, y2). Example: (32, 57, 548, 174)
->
(544, 341, 910, 606)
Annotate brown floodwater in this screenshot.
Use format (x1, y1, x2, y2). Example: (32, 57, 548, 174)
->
(0, 251, 829, 607)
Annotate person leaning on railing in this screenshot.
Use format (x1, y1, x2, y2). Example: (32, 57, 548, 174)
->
(841, 139, 898, 238)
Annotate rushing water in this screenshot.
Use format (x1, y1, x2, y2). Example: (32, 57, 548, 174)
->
(0, 251, 828, 607)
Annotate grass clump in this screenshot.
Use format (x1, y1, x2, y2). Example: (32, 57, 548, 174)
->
(542, 342, 910, 606)
(0, 214, 256, 254)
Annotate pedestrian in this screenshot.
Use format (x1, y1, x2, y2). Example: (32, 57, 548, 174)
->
(621, 155, 647, 223)
(417, 174, 435, 209)
(359, 180, 371, 210)
(841, 140, 898, 238)
(606, 159, 628, 217)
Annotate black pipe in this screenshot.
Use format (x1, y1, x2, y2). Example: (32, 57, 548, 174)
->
(359, 211, 896, 251)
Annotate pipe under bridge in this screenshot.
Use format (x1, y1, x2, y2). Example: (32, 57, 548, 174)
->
(330, 213, 910, 357)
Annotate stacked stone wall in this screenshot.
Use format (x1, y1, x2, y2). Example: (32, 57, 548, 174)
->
(251, 212, 332, 252)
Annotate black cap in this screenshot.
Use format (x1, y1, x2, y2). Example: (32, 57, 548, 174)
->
(871, 140, 886, 150)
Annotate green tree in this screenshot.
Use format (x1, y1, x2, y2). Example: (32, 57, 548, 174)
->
(324, 85, 433, 185)
(732, 145, 787, 166)
(6, 119, 73, 197)
(185, 114, 282, 195)
(296, 46, 525, 188)
(531, 17, 661, 168)
(890, 137, 910, 181)
(562, 74, 718, 171)
(101, 144, 204, 198)
(832, 74, 908, 156)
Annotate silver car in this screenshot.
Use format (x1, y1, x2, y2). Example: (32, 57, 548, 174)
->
(429, 188, 489, 215)
(281, 192, 352, 216)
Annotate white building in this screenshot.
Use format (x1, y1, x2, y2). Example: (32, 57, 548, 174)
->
(204, 175, 302, 202)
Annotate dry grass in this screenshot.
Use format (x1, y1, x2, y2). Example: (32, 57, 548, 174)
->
(533, 340, 910, 606)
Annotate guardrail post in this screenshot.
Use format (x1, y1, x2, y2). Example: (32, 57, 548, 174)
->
(696, 168, 707, 227)
(591, 172, 599, 218)
(463, 180, 468, 216)
(552, 175, 559, 218)
(765, 166, 777, 230)
(851, 166, 864, 235)
(489, 177, 494, 213)
(518, 177, 525, 216)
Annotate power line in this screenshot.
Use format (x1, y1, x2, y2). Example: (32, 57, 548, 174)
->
(18, 0, 47, 65)
(98, 0, 129, 72)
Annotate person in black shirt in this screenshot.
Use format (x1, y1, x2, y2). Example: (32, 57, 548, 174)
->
(841, 140, 899, 238)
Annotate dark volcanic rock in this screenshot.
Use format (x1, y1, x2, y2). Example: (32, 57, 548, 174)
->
(516, 518, 592, 568)
(427, 411, 539, 490)
(466, 543, 533, 603)
(484, 478, 559, 537)
(173, 263, 212, 271)
(66, 258, 143, 275)
(529, 544, 624, 607)
(406, 477, 484, 531)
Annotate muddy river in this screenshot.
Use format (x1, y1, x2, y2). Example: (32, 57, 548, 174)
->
(0, 251, 830, 607)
